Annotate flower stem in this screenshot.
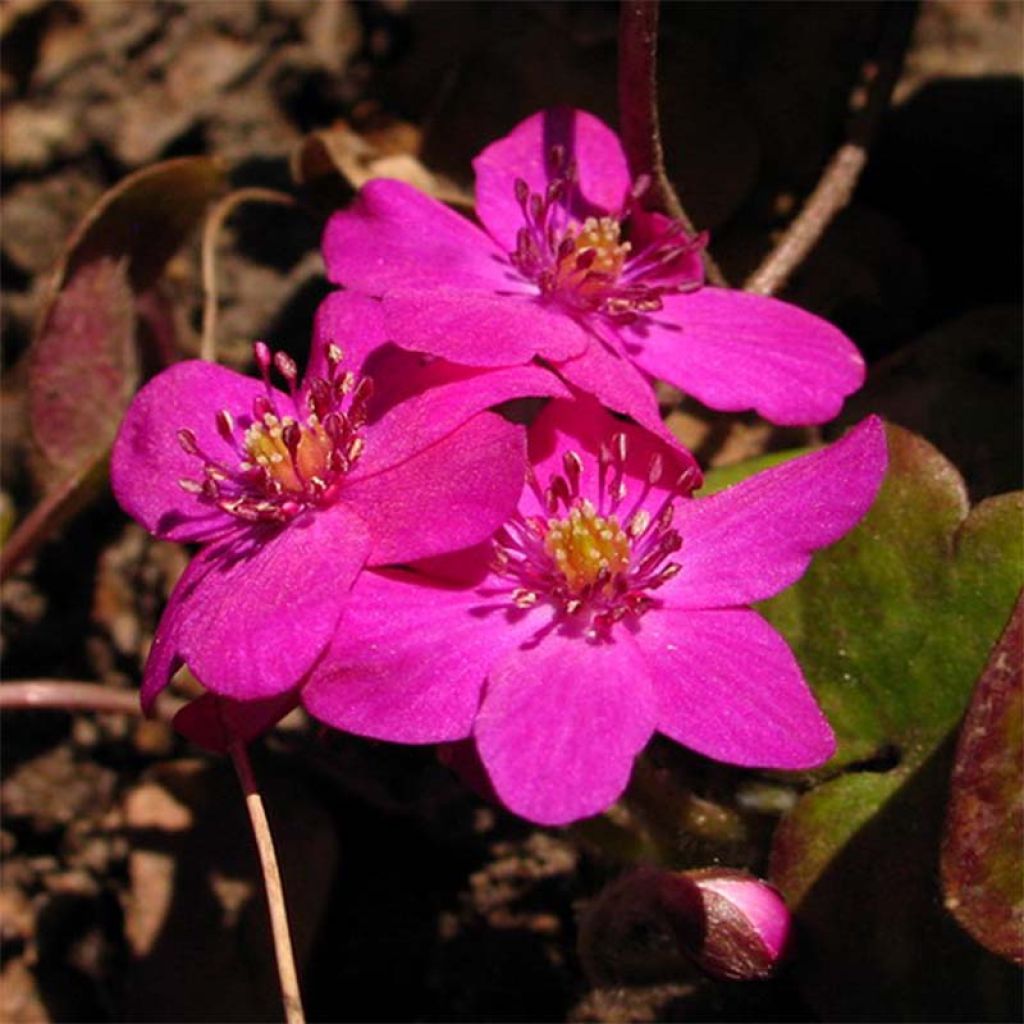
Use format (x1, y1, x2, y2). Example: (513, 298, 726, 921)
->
(744, 3, 917, 296)
(0, 679, 184, 719)
(201, 188, 296, 362)
(228, 739, 306, 1024)
(617, 0, 727, 286)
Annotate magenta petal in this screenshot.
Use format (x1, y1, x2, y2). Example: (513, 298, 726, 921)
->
(521, 395, 700, 519)
(322, 178, 513, 293)
(356, 363, 568, 477)
(473, 107, 631, 252)
(302, 568, 532, 743)
(475, 630, 656, 825)
(636, 608, 835, 769)
(624, 288, 866, 425)
(112, 361, 287, 543)
(174, 504, 371, 699)
(347, 411, 526, 565)
(173, 691, 300, 753)
(554, 334, 666, 435)
(381, 288, 590, 366)
(664, 417, 887, 608)
(307, 290, 390, 387)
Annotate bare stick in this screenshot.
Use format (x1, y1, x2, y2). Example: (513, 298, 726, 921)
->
(0, 679, 184, 720)
(229, 739, 306, 1024)
(201, 188, 296, 362)
(0, 463, 95, 583)
(617, 0, 727, 287)
(744, 3, 918, 296)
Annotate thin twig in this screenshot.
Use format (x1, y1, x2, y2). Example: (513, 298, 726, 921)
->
(201, 188, 297, 362)
(0, 679, 184, 720)
(1, 463, 93, 583)
(744, 3, 918, 296)
(229, 739, 306, 1024)
(617, 0, 727, 287)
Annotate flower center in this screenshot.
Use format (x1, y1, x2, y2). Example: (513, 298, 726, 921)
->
(176, 341, 371, 524)
(507, 146, 706, 323)
(491, 433, 698, 636)
(544, 500, 630, 594)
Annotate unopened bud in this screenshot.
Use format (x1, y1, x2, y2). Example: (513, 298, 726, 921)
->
(673, 869, 791, 981)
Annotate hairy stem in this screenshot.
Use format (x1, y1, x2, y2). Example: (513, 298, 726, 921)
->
(617, 0, 727, 286)
(229, 739, 306, 1024)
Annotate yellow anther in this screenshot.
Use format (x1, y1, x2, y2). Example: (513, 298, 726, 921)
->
(543, 500, 630, 593)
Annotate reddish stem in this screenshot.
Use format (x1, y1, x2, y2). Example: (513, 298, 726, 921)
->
(617, 0, 727, 286)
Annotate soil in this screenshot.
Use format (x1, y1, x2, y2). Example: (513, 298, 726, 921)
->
(1, 2, 1021, 1021)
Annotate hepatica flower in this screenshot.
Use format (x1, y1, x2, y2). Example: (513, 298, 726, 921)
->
(323, 107, 865, 429)
(111, 293, 565, 715)
(302, 399, 887, 825)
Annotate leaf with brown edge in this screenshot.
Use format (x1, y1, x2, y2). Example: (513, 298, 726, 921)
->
(942, 591, 1024, 965)
(26, 156, 226, 484)
(28, 257, 137, 481)
(6, 158, 227, 581)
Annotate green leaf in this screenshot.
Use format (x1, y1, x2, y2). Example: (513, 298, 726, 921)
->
(941, 594, 1024, 965)
(761, 423, 1023, 1019)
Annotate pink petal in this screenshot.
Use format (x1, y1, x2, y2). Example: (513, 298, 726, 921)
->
(322, 178, 515, 293)
(172, 691, 300, 753)
(475, 629, 656, 825)
(635, 608, 835, 769)
(623, 288, 865, 425)
(112, 361, 287, 543)
(473, 107, 632, 252)
(355, 363, 568, 478)
(663, 417, 887, 608)
(302, 567, 534, 743)
(347, 411, 527, 565)
(306, 290, 391, 389)
(521, 395, 701, 519)
(553, 333, 667, 435)
(173, 504, 371, 700)
(380, 287, 591, 366)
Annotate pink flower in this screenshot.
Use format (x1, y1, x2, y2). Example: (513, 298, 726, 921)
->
(301, 399, 887, 825)
(112, 292, 566, 715)
(322, 107, 865, 430)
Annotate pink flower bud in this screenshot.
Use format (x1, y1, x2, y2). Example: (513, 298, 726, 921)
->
(672, 869, 791, 981)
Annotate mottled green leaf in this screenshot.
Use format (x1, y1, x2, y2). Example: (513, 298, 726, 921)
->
(760, 424, 1023, 1019)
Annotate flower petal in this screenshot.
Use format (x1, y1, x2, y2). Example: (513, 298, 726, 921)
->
(380, 287, 590, 366)
(112, 361, 287, 543)
(348, 411, 527, 565)
(172, 691, 300, 753)
(173, 504, 371, 699)
(302, 567, 534, 743)
(521, 395, 701, 519)
(307, 290, 391, 389)
(664, 417, 887, 608)
(475, 629, 656, 825)
(623, 288, 866, 425)
(473, 107, 632, 252)
(357, 362, 568, 478)
(636, 608, 835, 769)
(553, 334, 667, 435)
(322, 178, 513, 293)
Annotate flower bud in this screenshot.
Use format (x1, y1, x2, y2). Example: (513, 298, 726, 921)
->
(672, 868, 791, 981)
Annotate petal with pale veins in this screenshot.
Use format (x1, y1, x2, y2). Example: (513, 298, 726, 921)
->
(636, 608, 835, 770)
(475, 628, 656, 825)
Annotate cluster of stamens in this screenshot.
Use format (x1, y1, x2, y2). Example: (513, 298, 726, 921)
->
(491, 432, 699, 637)
(176, 341, 372, 524)
(508, 146, 706, 322)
